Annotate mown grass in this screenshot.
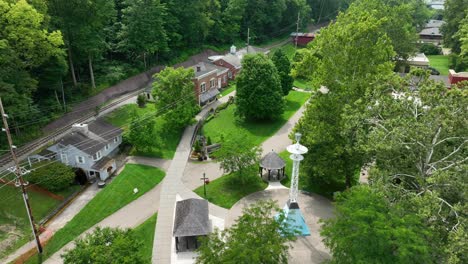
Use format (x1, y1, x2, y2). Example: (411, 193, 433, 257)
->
(133, 214, 158, 263)
(32, 164, 164, 263)
(105, 103, 183, 159)
(219, 84, 236, 97)
(194, 170, 268, 209)
(204, 91, 309, 147)
(427, 55, 450, 75)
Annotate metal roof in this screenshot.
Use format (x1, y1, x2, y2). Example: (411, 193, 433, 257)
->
(260, 151, 286, 170)
(173, 199, 210, 237)
(200, 88, 220, 103)
(91, 156, 113, 170)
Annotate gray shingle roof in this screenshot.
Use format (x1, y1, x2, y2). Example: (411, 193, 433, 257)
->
(193, 62, 218, 78)
(91, 156, 113, 170)
(88, 119, 122, 142)
(173, 199, 210, 237)
(260, 151, 286, 170)
(57, 132, 106, 155)
(200, 89, 220, 103)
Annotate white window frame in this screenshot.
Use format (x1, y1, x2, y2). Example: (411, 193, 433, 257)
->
(228, 71, 233, 79)
(105, 144, 110, 151)
(210, 78, 215, 88)
(61, 153, 68, 164)
(76, 156, 85, 164)
(113, 137, 118, 143)
(93, 151, 102, 161)
(200, 82, 206, 93)
(223, 75, 227, 83)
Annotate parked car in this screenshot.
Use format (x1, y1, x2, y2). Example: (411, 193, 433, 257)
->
(428, 67, 440, 75)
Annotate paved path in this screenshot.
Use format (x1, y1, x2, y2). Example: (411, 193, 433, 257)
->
(1, 184, 101, 264)
(127, 156, 172, 172)
(44, 158, 168, 263)
(225, 189, 334, 264)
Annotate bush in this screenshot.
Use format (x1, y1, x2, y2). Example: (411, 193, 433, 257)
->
(449, 54, 468, 72)
(137, 94, 147, 108)
(28, 161, 75, 192)
(419, 43, 441, 55)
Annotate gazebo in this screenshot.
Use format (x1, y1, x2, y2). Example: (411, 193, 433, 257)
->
(259, 151, 286, 181)
(173, 198, 211, 252)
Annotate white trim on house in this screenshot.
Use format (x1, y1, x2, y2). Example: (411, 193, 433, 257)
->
(61, 153, 68, 164)
(76, 156, 85, 164)
(93, 151, 102, 161)
(201, 82, 207, 93)
(210, 78, 215, 88)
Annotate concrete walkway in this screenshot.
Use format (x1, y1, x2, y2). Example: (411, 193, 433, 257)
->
(225, 189, 334, 264)
(44, 158, 168, 263)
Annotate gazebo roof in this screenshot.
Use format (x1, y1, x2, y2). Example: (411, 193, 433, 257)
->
(260, 151, 286, 170)
(173, 199, 210, 237)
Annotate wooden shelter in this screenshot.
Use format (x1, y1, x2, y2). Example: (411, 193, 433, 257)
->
(173, 199, 211, 252)
(259, 151, 286, 181)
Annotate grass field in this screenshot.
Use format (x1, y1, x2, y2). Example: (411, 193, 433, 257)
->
(0, 184, 81, 259)
(293, 79, 313, 90)
(194, 170, 268, 209)
(133, 214, 158, 263)
(204, 91, 309, 147)
(219, 84, 236, 97)
(106, 103, 183, 159)
(33, 164, 164, 262)
(427, 55, 450, 76)
(270, 43, 297, 60)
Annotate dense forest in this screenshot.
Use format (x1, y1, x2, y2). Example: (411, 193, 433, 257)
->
(0, 0, 350, 143)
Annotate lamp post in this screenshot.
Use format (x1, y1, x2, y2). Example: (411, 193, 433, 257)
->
(200, 173, 209, 198)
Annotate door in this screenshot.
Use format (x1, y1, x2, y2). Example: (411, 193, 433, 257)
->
(218, 78, 222, 88)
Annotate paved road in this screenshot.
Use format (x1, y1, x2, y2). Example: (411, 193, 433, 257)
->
(226, 189, 334, 264)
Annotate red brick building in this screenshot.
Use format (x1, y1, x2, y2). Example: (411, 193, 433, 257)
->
(192, 62, 229, 106)
(290, 32, 315, 46)
(448, 69, 468, 85)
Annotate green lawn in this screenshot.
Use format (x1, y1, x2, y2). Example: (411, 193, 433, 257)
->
(293, 78, 313, 90)
(219, 84, 236, 97)
(105, 103, 183, 159)
(133, 214, 157, 263)
(36, 164, 165, 262)
(270, 43, 297, 60)
(427, 55, 450, 75)
(204, 91, 310, 147)
(194, 171, 268, 209)
(0, 185, 62, 259)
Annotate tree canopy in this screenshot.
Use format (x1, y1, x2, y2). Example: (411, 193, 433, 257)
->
(196, 200, 296, 264)
(235, 54, 284, 120)
(271, 49, 294, 95)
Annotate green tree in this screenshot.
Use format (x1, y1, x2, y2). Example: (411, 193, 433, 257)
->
(28, 161, 75, 192)
(217, 133, 261, 185)
(120, 0, 168, 68)
(455, 13, 468, 57)
(196, 200, 296, 264)
(441, 0, 468, 54)
(271, 49, 294, 95)
(61, 227, 144, 264)
(152, 67, 198, 130)
(321, 185, 432, 264)
(293, 6, 395, 189)
(236, 54, 284, 120)
(128, 112, 158, 152)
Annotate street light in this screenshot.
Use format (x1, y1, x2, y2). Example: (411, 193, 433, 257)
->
(200, 173, 209, 198)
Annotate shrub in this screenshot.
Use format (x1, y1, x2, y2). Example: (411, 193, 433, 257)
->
(137, 94, 147, 108)
(419, 43, 441, 55)
(449, 54, 468, 72)
(193, 139, 202, 153)
(207, 136, 212, 145)
(28, 161, 75, 192)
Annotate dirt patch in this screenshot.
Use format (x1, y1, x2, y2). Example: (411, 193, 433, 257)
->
(0, 224, 23, 257)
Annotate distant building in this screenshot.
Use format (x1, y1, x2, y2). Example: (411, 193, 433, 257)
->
(448, 70, 468, 85)
(192, 62, 228, 106)
(419, 20, 445, 43)
(290, 32, 315, 46)
(407, 53, 430, 68)
(31, 119, 122, 183)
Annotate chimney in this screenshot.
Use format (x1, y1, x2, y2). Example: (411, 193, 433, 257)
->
(196, 66, 201, 72)
(230, 45, 236, 55)
(72, 123, 89, 134)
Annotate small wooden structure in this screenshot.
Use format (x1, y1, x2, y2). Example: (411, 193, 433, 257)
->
(259, 151, 286, 181)
(173, 199, 211, 252)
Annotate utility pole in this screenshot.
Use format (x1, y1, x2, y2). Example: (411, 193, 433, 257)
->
(295, 12, 300, 50)
(60, 78, 66, 111)
(246, 28, 250, 53)
(200, 173, 209, 198)
(0, 98, 43, 254)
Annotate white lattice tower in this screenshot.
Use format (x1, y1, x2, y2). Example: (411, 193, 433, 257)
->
(286, 133, 308, 205)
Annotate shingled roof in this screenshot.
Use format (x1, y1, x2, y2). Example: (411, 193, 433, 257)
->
(88, 118, 122, 142)
(173, 199, 210, 237)
(260, 151, 286, 170)
(57, 131, 106, 155)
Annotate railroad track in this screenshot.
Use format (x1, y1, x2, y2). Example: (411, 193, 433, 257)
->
(0, 89, 143, 169)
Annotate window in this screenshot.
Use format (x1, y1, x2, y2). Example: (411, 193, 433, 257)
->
(223, 75, 227, 83)
(76, 156, 85, 164)
(210, 79, 215, 88)
(228, 71, 233, 79)
(93, 151, 102, 161)
(200, 82, 206, 93)
(61, 153, 68, 164)
(105, 144, 110, 151)
(113, 137, 118, 143)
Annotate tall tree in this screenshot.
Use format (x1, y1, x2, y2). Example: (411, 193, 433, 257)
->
(293, 6, 395, 190)
(321, 185, 432, 264)
(271, 49, 294, 95)
(196, 200, 296, 264)
(152, 67, 199, 130)
(119, 0, 168, 68)
(236, 54, 284, 120)
(127, 112, 159, 153)
(441, 0, 468, 54)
